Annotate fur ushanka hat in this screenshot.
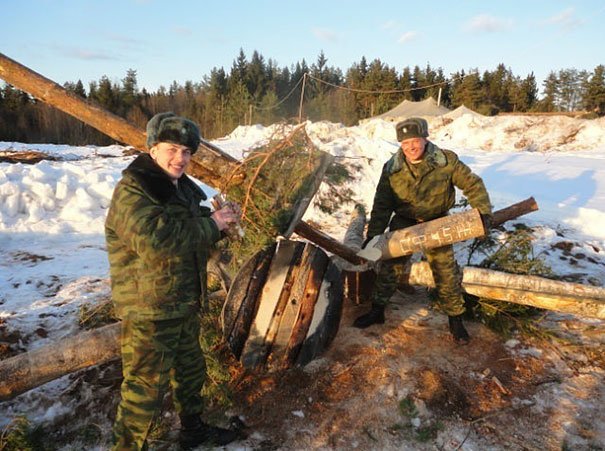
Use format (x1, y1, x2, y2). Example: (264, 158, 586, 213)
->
(146, 112, 201, 153)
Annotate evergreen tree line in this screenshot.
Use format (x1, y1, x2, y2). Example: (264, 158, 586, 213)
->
(1, 49, 604, 145)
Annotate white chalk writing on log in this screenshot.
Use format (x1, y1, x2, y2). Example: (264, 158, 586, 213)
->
(397, 222, 475, 254)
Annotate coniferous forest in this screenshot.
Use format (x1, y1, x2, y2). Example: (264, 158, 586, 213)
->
(1, 49, 604, 145)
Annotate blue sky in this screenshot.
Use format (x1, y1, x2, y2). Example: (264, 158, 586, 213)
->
(2, 0, 604, 93)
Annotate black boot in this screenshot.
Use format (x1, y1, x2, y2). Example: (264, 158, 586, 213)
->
(448, 315, 470, 345)
(179, 414, 240, 449)
(353, 304, 385, 329)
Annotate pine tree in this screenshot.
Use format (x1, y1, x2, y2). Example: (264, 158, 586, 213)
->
(121, 69, 139, 113)
(557, 68, 581, 111)
(451, 70, 483, 111)
(582, 65, 605, 115)
(399, 66, 413, 101)
(411, 65, 425, 101)
(540, 71, 559, 112)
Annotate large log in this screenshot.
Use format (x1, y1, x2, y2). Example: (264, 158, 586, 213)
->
(0, 52, 238, 189)
(0, 323, 120, 401)
(357, 209, 485, 261)
(0, 52, 346, 263)
(492, 196, 538, 226)
(407, 262, 605, 320)
(331, 205, 375, 304)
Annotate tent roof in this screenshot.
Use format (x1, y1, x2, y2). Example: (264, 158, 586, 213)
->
(375, 97, 450, 121)
(443, 104, 484, 120)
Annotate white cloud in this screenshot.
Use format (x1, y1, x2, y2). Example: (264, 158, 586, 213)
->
(312, 27, 338, 43)
(173, 26, 193, 36)
(56, 46, 118, 61)
(381, 20, 398, 30)
(464, 14, 513, 33)
(543, 7, 584, 30)
(397, 31, 418, 44)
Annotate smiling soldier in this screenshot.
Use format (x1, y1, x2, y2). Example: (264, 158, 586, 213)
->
(354, 117, 493, 345)
(105, 112, 242, 450)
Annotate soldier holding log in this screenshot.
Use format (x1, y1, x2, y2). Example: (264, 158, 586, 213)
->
(353, 117, 493, 344)
(105, 113, 242, 450)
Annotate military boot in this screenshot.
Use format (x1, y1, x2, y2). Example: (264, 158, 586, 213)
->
(448, 315, 470, 345)
(353, 304, 385, 329)
(179, 414, 240, 449)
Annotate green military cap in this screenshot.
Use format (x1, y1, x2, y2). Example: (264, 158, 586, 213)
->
(395, 117, 429, 142)
(146, 112, 201, 153)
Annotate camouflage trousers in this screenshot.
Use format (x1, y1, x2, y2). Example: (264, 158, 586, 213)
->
(112, 314, 206, 451)
(371, 243, 466, 316)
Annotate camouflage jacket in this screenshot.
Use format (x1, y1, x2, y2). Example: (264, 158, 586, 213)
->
(367, 141, 492, 239)
(105, 154, 221, 320)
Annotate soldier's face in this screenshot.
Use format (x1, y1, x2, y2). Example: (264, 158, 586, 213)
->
(401, 137, 427, 163)
(150, 142, 192, 181)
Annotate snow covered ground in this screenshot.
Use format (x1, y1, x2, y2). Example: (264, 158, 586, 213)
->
(1, 113, 604, 449)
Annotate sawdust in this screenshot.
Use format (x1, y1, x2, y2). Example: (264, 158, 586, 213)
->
(231, 289, 605, 450)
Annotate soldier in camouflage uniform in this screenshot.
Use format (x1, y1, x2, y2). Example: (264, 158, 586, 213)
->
(353, 117, 492, 344)
(105, 112, 241, 450)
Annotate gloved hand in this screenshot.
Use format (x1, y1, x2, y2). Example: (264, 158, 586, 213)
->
(211, 204, 240, 231)
(480, 213, 493, 231)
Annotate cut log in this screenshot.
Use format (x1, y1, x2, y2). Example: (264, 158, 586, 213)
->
(304, 197, 541, 266)
(492, 197, 538, 227)
(331, 204, 374, 304)
(294, 220, 364, 265)
(407, 262, 605, 320)
(222, 240, 343, 370)
(357, 209, 485, 262)
(0, 323, 120, 401)
(0, 52, 237, 188)
(0, 150, 59, 164)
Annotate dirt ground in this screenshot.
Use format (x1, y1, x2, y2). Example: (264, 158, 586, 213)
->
(231, 289, 605, 451)
(1, 288, 603, 451)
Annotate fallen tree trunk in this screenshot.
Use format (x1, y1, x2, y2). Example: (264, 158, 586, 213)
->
(408, 262, 605, 320)
(0, 323, 120, 401)
(0, 51, 237, 188)
(492, 196, 538, 227)
(0, 52, 343, 263)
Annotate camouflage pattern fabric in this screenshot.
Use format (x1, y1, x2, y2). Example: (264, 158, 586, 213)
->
(367, 141, 491, 314)
(105, 153, 221, 450)
(112, 315, 206, 450)
(372, 245, 465, 316)
(105, 153, 221, 320)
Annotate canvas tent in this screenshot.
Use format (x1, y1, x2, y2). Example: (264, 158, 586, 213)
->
(374, 97, 451, 122)
(443, 104, 484, 120)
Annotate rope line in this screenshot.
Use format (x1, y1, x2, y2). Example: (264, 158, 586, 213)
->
(251, 75, 305, 111)
(306, 72, 461, 94)
(249, 70, 471, 114)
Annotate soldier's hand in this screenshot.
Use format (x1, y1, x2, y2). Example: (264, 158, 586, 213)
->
(211, 206, 240, 231)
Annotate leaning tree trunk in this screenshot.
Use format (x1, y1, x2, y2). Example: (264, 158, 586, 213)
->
(0, 52, 237, 188)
